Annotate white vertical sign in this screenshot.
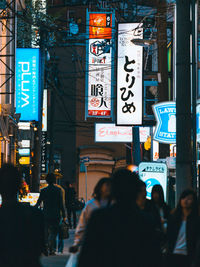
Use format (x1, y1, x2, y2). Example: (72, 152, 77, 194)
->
(117, 23, 143, 125)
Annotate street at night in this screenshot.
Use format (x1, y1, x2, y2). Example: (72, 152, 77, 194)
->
(0, 0, 200, 267)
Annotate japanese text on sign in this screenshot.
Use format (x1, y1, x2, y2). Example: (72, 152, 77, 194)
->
(117, 23, 143, 125)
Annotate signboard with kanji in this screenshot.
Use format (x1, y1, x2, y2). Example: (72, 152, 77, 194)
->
(117, 23, 143, 125)
(86, 11, 115, 118)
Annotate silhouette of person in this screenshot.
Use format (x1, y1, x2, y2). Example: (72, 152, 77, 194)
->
(35, 173, 66, 255)
(64, 182, 77, 229)
(77, 168, 161, 267)
(0, 163, 45, 267)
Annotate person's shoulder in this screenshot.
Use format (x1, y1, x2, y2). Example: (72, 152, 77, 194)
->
(89, 204, 116, 221)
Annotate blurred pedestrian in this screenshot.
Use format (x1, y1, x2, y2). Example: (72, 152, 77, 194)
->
(151, 184, 171, 233)
(55, 183, 66, 254)
(35, 173, 66, 255)
(0, 164, 45, 267)
(64, 182, 77, 229)
(69, 177, 112, 252)
(166, 189, 199, 267)
(136, 179, 161, 230)
(77, 168, 161, 267)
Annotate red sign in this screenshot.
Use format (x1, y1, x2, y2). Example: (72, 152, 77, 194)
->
(88, 110, 111, 116)
(89, 13, 112, 39)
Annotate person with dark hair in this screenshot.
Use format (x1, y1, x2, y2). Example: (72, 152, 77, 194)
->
(69, 177, 111, 253)
(0, 164, 45, 267)
(35, 173, 66, 255)
(136, 180, 161, 227)
(166, 189, 199, 267)
(151, 184, 171, 232)
(64, 181, 77, 229)
(77, 168, 161, 267)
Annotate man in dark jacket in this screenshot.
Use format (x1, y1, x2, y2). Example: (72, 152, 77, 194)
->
(64, 181, 77, 229)
(0, 164, 45, 267)
(77, 169, 161, 267)
(36, 173, 66, 255)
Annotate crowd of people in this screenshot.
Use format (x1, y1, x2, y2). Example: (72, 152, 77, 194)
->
(0, 163, 200, 267)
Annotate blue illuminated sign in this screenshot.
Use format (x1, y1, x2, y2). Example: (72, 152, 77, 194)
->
(153, 101, 176, 144)
(16, 48, 41, 121)
(139, 162, 167, 200)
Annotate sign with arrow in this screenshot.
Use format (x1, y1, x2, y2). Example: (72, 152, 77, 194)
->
(153, 101, 176, 144)
(139, 162, 167, 200)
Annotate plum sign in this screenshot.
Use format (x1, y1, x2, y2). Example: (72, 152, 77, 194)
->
(139, 162, 167, 200)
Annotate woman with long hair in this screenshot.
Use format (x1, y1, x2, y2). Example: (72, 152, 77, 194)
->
(151, 184, 171, 232)
(69, 177, 112, 252)
(166, 189, 199, 267)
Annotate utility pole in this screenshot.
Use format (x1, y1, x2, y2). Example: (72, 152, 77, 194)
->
(132, 127, 141, 166)
(191, 0, 197, 190)
(156, 0, 169, 158)
(176, 0, 192, 200)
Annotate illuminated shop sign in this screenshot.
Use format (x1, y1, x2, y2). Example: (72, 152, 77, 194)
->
(19, 157, 30, 165)
(19, 140, 30, 148)
(18, 148, 30, 156)
(139, 162, 167, 200)
(153, 102, 176, 144)
(16, 48, 41, 121)
(86, 12, 114, 118)
(117, 23, 143, 125)
(95, 123, 150, 143)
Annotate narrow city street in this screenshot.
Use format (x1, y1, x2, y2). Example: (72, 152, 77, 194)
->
(41, 230, 75, 267)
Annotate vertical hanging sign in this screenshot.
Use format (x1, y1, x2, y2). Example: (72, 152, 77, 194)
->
(16, 48, 41, 121)
(117, 23, 143, 125)
(41, 131, 47, 173)
(86, 12, 114, 118)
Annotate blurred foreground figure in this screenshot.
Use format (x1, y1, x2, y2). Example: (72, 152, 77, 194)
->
(70, 177, 111, 253)
(166, 189, 200, 267)
(77, 168, 161, 267)
(0, 164, 45, 267)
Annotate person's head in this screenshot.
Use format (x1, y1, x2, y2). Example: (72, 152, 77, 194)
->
(0, 164, 22, 200)
(175, 189, 198, 218)
(151, 184, 165, 207)
(136, 179, 146, 209)
(111, 168, 139, 205)
(92, 177, 111, 201)
(46, 173, 56, 185)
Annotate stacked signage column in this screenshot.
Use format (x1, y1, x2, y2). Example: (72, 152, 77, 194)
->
(86, 11, 115, 119)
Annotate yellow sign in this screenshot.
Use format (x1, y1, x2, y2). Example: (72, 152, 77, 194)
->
(144, 136, 151, 151)
(19, 157, 30, 165)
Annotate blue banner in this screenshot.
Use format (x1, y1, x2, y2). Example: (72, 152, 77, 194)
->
(16, 48, 41, 121)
